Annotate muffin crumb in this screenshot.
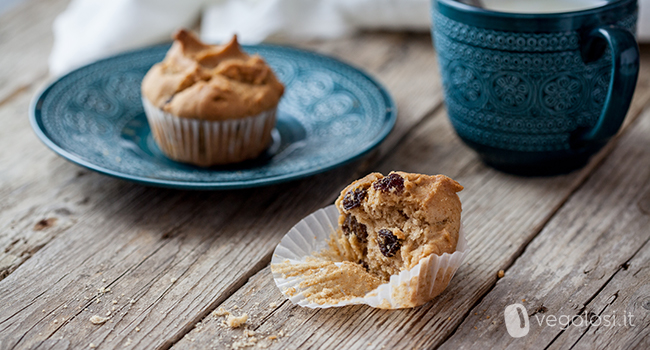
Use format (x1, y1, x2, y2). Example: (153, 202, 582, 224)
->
(213, 307, 230, 317)
(226, 313, 248, 328)
(90, 315, 109, 325)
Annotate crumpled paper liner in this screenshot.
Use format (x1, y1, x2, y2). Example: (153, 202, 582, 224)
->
(142, 97, 277, 166)
(271, 205, 469, 309)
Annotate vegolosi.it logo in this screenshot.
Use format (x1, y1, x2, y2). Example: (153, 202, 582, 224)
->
(504, 302, 635, 338)
(504, 303, 529, 338)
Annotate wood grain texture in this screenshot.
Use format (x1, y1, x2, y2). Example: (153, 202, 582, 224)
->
(567, 241, 650, 350)
(439, 106, 650, 350)
(0, 0, 75, 281)
(2, 0, 650, 347)
(0, 84, 86, 280)
(170, 266, 291, 350)
(0, 0, 69, 104)
(0, 33, 445, 350)
(169, 48, 650, 350)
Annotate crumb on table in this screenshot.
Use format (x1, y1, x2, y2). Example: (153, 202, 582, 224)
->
(89, 315, 109, 325)
(226, 313, 248, 328)
(212, 306, 230, 317)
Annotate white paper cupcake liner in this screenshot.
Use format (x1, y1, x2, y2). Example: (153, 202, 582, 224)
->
(142, 97, 277, 166)
(271, 205, 469, 309)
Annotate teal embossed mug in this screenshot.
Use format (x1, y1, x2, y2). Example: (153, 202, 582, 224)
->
(432, 0, 639, 175)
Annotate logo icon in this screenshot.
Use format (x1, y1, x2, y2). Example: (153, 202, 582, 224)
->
(504, 303, 530, 338)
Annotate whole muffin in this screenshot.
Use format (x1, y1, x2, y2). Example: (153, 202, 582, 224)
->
(141, 29, 284, 166)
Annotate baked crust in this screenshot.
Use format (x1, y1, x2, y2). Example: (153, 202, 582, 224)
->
(141, 29, 284, 120)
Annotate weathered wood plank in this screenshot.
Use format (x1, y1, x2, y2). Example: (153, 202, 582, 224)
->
(0, 33, 445, 349)
(171, 266, 311, 350)
(567, 241, 650, 350)
(170, 47, 650, 350)
(0, 82, 82, 280)
(438, 106, 650, 350)
(0, 0, 69, 104)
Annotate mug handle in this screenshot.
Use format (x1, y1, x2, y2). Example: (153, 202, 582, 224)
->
(573, 25, 640, 148)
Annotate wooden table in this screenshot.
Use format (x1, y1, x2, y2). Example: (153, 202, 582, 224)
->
(1, 1, 650, 349)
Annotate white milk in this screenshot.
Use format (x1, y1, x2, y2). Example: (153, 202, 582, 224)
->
(481, 0, 610, 13)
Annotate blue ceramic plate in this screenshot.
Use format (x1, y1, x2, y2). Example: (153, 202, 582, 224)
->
(30, 44, 396, 189)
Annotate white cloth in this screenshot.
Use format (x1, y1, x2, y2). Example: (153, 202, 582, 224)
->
(49, 0, 650, 76)
(49, 0, 430, 75)
(640, 0, 650, 42)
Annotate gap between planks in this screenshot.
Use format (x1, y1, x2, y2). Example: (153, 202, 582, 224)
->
(0, 83, 31, 109)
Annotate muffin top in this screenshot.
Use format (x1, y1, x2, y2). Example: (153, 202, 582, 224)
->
(141, 30, 284, 120)
(333, 171, 463, 281)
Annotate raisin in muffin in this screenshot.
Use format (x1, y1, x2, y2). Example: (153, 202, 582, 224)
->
(141, 29, 284, 166)
(332, 171, 463, 281)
